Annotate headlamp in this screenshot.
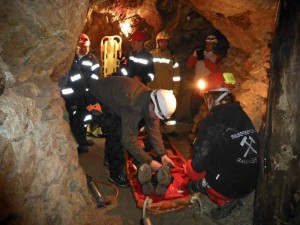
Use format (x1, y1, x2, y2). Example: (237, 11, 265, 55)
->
(197, 79, 206, 91)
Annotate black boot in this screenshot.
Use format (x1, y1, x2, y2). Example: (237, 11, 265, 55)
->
(108, 173, 129, 188)
(77, 146, 89, 153)
(79, 139, 94, 146)
(186, 179, 208, 195)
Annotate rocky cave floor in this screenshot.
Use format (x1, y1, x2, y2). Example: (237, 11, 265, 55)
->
(79, 122, 255, 225)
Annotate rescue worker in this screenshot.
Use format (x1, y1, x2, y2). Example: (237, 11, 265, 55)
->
(186, 35, 223, 144)
(149, 31, 180, 137)
(89, 76, 176, 188)
(60, 33, 100, 153)
(120, 31, 155, 85)
(185, 72, 259, 219)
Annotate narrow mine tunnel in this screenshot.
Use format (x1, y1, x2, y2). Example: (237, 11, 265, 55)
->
(0, 0, 299, 225)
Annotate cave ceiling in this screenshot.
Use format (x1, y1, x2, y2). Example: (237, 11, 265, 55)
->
(85, 0, 278, 60)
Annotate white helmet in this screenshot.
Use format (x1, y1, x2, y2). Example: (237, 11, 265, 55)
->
(150, 89, 176, 120)
(205, 35, 218, 43)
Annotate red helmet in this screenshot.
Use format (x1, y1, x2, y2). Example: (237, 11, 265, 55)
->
(130, 31, 146, 41)
(199, 72, 236, 95)
(79, 33, 91, 46)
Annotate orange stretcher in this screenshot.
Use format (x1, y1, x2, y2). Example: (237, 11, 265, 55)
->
(125, 135, 202, 216)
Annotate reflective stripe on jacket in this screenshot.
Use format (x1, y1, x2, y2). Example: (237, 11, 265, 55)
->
(149, 48, 180, 94)
(121, 49, 155, 85)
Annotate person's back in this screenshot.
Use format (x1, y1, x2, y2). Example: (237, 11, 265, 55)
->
(194, 102, 259, 199)
(186, 72, 259, 219)
(89, 76, 151, 117)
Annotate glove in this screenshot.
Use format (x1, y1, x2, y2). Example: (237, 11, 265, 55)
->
(86, 103, 102, 116)
(161, 155, 175, 168)
(196, 49, 204, 60)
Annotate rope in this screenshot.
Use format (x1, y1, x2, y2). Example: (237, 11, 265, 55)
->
(191, 195, 203, 217)
(142, 196, 153, 219)
(95, 180, 119, 203)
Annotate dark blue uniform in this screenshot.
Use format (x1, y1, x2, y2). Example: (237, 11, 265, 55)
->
(60, 53, 100, 146)
(121, 49, 155, 85)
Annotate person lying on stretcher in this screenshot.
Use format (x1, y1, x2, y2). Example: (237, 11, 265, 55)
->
(134, 136, 174, 196)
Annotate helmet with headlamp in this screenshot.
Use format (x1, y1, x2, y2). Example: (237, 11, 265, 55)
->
(198, 72, 236, 95)
(198, 72, 236, 109)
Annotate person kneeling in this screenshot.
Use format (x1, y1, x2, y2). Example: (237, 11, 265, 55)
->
(185, 72, 259, 219)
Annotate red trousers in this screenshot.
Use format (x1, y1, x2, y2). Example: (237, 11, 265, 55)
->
(185, 159, 232, 206)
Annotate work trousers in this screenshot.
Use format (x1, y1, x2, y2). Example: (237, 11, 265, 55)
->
(98, 109, 124, 177)
(67, 107, 87, 146)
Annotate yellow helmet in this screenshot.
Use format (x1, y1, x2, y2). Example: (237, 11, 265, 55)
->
(156, 31, 170, 42)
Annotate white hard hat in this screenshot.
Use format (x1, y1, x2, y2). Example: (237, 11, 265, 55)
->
(206, 35, 218, 43)
(150, 89, 177, 120)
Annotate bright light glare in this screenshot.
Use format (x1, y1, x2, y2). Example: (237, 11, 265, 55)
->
(120, 20, 132, 37)
(197, 79, 206, 90)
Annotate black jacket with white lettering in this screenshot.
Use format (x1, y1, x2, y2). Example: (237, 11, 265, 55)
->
(192, 102, 259, 199)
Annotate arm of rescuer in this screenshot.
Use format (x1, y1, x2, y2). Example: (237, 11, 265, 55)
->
(186, 49, 202, 68)
(144, 116, 175, 171)
(184, 118, 213, 181)
(172, 54, 181, 96)
(121, 113, 174, 172)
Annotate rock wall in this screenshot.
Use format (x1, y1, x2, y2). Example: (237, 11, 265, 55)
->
(223, 46, 270, 130)
(0, 1, 101, 225)
(255, 1, 300, 224)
